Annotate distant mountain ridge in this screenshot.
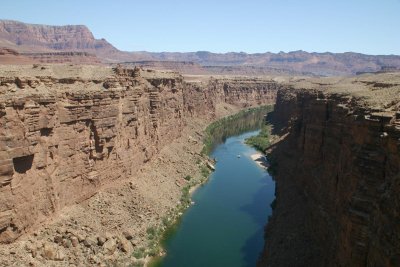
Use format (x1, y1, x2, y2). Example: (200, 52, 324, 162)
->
(123, 51, 400, 76)
(1, 19, 400, 76)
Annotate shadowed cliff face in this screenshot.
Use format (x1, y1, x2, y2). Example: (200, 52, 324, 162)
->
(0, 65, 280, 243)
(259, 77, 400, 266)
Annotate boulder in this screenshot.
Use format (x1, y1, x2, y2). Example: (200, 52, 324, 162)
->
(103, 238, 117, 255)
(118, 237, 133, 253)
(54, 249, 66, 261)
(97, 236, 106, 246)
(42, 243, 57, 260)
(53, 235, 63, 244)
(70, 236, 79, 247)
(83, 236, 97, 248)
(122, 230, 134, 240)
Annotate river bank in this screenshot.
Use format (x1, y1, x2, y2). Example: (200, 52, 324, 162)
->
(156, 130, 275, 267)
(250, 153, 269, 169)
(0, 105, 272, 267)
(0, 115, 213, 267)
(151, 106, 274, 267)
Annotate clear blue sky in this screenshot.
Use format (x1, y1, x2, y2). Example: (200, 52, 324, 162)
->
(1, 0, 399, 55)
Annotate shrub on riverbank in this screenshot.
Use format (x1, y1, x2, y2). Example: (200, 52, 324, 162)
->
(146, 106, 273, 266)
(202, 105, 273, 155)
(245, 124, 271, 152)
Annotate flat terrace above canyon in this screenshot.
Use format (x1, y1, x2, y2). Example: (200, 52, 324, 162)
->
(0, 64, 114, 79)
(0, 65, 185, 102)
(0, 64, 283, 91)
(287, 73, 400, 110)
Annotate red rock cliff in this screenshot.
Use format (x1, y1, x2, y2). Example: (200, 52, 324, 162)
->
(0, 65, 279, 243)
(0, 20, 116, 53)
(259, 74, 400, 266)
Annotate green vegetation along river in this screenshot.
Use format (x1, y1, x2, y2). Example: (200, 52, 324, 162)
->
(157, 129, 275, 267)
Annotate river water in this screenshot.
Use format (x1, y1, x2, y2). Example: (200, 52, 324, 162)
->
(158, 130, 275, 267)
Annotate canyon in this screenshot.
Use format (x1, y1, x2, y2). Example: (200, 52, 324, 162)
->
(0, 19, 399, 267)
(0, 63, 399, 267)
(0, 64, 279, 266)
(2, 61, 398, 267)
(259, 74, 400, 266)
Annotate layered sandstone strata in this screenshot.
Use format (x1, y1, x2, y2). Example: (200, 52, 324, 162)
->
(259, 74, 400, 266)
(0, 20, 117, 56)
(0, 47, 101, 65)
(0, 47, 34, 64)
(21, 52, 101, 65)
(0, 66, 185, 244)
(0, 65, 279, 246)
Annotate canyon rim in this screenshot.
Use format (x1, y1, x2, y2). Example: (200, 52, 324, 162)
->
(0, 6, 399, 267)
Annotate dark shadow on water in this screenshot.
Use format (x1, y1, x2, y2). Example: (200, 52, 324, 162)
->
(240, 175, 275, 267)
(241, 227, 267, 267)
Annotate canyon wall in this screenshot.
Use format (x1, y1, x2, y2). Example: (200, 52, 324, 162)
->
(0, 47, 34, 64)
(260, 75, 400, 266)
(0, 20, 118, 56)
(0, 47, 102, 65)
(0, 65, 279, 244)
(209, 77, 278, 108)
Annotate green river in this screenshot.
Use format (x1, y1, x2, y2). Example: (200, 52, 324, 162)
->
(157, 129, 275, 267)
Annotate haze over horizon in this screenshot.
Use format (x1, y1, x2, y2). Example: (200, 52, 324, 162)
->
(0, 0, 399, 55)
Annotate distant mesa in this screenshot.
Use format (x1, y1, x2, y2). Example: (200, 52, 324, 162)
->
(0, 20, 114, 64)
(1, 19, 400, 76)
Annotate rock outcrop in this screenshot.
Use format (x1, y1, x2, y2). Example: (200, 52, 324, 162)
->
(0, 47, 101, 65)
(209, 77, 278, 107)
(0, 20, 117, 56)
(259, 74, 400, 266)
(0, 20, 134, 63)
(0, 47, 34, 64)
(21, 51, 101, 64)
(0, 65, 279, 245)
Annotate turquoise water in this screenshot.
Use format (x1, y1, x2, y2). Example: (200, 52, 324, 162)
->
(159, 130, 275, 267)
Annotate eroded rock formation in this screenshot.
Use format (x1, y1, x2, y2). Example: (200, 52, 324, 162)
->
(0, 65, 279, 246)
(0, 20, 118, 57)
(21, 51, 101, 65)
(259, 74, 400, 267)
(0, 47, 101, 65)
(0, 47, 34, 64)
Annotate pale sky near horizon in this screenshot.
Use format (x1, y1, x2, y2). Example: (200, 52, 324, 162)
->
(0, 0, 399, 55)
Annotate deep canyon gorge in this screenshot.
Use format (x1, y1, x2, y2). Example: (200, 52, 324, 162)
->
(0, 64, 279, 266)
(0, 62, 399, 267)
(0, 19, 399, 267)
